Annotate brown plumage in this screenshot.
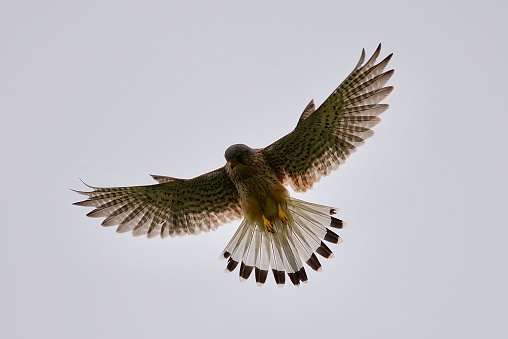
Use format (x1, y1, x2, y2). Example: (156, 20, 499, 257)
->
(74, 44, 394, 287)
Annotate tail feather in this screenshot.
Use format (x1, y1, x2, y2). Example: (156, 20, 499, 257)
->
(291, 212, 323, 256)
(316, 241, 335, 258)
(255, 231, 271, 286)
(306, 253, 323, 272)
(239, 227, 258, 281)
(269, 232, 286, 287)
(220, 198, 343, 287)
(272, 225, 305, 286)
(288, 222, 316, 270)
(221, 218, 251, 260)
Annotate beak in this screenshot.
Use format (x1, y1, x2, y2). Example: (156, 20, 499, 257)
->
(227, 160, 236, 170)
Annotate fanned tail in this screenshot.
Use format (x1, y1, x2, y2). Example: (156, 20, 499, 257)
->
(220, 198, 345, 287)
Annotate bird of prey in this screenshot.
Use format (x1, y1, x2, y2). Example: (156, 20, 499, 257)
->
(74, 44, 394, 287)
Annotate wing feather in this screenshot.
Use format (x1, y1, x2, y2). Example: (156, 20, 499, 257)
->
(73, 168, 243, 237)
(262, 44, 394, 191)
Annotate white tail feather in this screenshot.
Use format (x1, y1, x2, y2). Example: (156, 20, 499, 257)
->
(220, 198, 343, 286)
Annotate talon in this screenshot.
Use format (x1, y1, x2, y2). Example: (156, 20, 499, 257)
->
(278, 204, 289, 225)
(262, 214, 275, 233)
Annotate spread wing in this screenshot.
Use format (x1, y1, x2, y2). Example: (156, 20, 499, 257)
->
(262, 44, 394, 192)
(73, 168, 243, 238)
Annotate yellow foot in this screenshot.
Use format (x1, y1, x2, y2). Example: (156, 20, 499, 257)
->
(262, 214, 275, 233)
(278, 204, 289, 225)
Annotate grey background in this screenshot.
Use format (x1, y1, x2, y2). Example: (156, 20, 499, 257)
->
(1, 1, 507, 338)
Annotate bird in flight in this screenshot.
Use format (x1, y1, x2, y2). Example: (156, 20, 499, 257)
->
(74, 44, 394, 287)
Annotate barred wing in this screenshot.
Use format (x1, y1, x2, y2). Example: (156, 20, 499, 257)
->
(73, 168, 243, 238)
(262, 44, 394, 192)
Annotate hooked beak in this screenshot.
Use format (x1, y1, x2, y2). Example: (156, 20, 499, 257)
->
(227, 160, 237, 170)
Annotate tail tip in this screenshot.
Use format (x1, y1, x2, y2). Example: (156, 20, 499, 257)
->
(219, 251, 230, 260)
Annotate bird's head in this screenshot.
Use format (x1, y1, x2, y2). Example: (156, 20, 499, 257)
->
(224, 144, 254, 170)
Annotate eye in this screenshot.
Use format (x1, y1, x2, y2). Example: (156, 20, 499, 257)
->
(235, 154, 243, 164)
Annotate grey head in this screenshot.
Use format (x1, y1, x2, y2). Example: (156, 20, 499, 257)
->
(224, 144, 254, 168)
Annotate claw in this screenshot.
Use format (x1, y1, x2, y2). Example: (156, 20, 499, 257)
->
(262, 214, 275, 233)
(278, 204, 289, 225)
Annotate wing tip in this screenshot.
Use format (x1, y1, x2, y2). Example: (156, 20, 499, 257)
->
(355, 48, 366, 69)
(78, 178, 95, 189)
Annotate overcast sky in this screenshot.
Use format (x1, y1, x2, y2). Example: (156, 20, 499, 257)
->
(1, 1, 507, 338)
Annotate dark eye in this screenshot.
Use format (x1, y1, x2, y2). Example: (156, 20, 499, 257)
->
(235, 154, 243, 164)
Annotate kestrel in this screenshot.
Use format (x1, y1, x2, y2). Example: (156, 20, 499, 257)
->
(74, 44, 393, 287)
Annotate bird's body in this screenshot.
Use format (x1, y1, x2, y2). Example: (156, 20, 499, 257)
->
(220, 144, 343, 285)
(224, 145, 288, 227)
(74, 44, 394, 286)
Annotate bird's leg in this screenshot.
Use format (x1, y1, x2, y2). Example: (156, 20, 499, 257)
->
(262, 214, 275, 233)
(278, 204, 289, 225)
